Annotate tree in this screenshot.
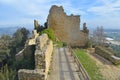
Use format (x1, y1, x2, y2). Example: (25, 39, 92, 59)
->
(13, 29, 23, 47)
(0, 35, 11, 41)
(92, 26, 105, 46)
(44, 22, 48, 29)
(20, 27, 30, 45)
(13, 27, 29, 47)
(0, 35, 11, 55)
(12, 27, 29, 53)
(0, 65, 16, 80)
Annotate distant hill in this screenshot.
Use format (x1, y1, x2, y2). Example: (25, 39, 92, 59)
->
(105, 29, 120, 32)
(105, 29, 120, 41)
(0, 27, 32, 37)
(0, 27, 18, 36)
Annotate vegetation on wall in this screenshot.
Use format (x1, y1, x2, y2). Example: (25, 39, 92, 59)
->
(39, 28, 56, 41)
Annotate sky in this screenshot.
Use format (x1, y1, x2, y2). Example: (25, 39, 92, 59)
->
(0, 0, 120, 29)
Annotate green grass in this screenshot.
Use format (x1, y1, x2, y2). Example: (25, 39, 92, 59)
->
(39, 28, 56, 41)
(53, 41, 63, 47)
(74, 49, 104, 80)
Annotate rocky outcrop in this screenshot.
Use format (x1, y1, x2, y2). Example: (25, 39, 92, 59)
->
(29, 30, 39, 45)
(47, 5, 89, 47)
(95, 46, 120, 64)
(18, 33, 53, 80)
(34, 20, 40, 29)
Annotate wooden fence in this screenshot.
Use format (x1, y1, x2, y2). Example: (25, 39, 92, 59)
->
(68, 46, 91, 80)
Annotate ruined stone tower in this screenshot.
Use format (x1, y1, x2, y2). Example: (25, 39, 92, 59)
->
(47, 5, 88, 47)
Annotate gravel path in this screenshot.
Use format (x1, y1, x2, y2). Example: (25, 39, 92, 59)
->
(47, 47, 82, 80)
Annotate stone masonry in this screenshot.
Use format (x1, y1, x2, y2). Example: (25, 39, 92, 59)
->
(29, 30, 39, 45)
(16, 30, 39, 61)
(95, 46, 120, 64)
(47, 5, 89, 47)
(18, 33, 53, 80)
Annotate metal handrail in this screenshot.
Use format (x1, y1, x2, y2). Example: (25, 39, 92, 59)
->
(68, 46, 91, 80)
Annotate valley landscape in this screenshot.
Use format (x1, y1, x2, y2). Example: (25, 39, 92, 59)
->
(0, 0, 120, 80)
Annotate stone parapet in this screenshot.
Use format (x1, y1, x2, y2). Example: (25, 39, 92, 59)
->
(16, 30, 39, 61)
(18, 33, 53, 80)
(95, 46, 120, 64)
(29, 30, 39, 45)
(36, 34, 48, 50)
(18, 69, 45, 80)
(45, 40, 53, 75)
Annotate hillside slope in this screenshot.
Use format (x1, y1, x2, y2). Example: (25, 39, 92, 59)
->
(87, 49, 120, 80)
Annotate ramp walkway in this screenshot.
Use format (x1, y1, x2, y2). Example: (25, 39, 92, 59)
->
(48, 47, 90, 80)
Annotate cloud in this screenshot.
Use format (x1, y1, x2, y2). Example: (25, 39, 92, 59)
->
(0, 0, 86, 26)
(0, 0, 120, 29)
(88, 0, 120, 17)
(0, 0, 17, 4)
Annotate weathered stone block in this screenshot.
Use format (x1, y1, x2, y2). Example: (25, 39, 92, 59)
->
(36, 34, 48, 50)
(18, 69, 45, 80)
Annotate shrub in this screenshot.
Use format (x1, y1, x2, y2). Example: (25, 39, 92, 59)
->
(39, 28, 56, 41)
(85, 40, 92, 48)
(54, 41, 63, 47)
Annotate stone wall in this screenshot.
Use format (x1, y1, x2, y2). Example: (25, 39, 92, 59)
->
(16, 30, 39, 61)
(18, 69, 45, 80)
(15, 45, 34, 61)
(95, 46, 120, 64)
(18, 33, 53, 80)
(15, 49, 24, 61)
(45, 40, 53, 75)
(29, 30, 39, 45)
(47, 5, 88, 47)
(36, 34, 48, 50)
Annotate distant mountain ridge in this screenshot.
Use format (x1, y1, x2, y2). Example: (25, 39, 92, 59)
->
(0, 27, 18, 36)
(105, 29, 120, 32)
(105, 29, 120, 41)
(0, 27, 32, 36)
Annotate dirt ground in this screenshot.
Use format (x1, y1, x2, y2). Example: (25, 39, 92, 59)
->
(87, 49, 120, 80)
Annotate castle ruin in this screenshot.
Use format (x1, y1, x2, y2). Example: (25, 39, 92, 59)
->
(16, 5, 90, 80)
(17, 32, 53, 80)
(47, 5, 89, 47)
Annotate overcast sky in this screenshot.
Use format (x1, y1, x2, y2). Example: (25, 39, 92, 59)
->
(0, 0, 120, 29)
